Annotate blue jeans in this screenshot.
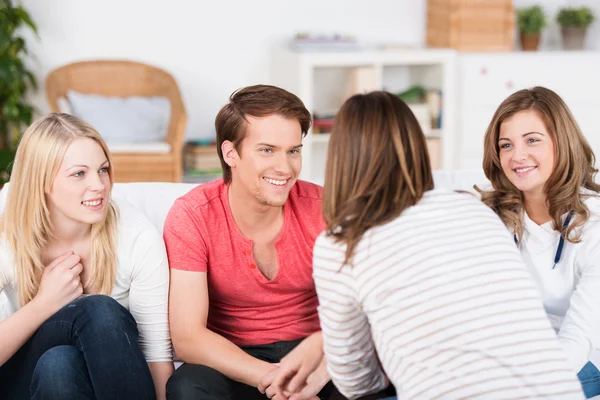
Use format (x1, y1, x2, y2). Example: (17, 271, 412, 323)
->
(0, 295, 155, 400)
(579, 362, 600, 399)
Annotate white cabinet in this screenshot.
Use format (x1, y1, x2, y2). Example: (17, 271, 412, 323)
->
(272, 50, 600, 175)
(458, 52, 600, 169)
(271, 49, 457, 182)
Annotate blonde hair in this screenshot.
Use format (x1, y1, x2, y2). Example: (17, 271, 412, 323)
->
(323, 91, 434, 265)
(477, 86, 600, 243)
(0, 113, 119, 306)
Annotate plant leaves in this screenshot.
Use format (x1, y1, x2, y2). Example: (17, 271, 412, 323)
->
(14, 7, 37, 35)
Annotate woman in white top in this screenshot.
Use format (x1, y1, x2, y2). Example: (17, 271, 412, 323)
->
(310, 91, 584, 400)
(0, 113, 173, 400)
(478, 86, 600, 398)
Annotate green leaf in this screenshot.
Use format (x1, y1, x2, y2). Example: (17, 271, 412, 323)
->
(25, 70, 36, 90)
(8, 36, 24, 57)
(557, 7, 595, 27)
(517, 5, 547, 34)
(2, 100, 18, 119)
(14, 7, 37, 35)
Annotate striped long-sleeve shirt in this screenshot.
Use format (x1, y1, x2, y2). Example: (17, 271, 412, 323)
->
(313, 189, 584, 400)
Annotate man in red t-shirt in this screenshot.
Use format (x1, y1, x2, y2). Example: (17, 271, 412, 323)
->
(164, 85, 333, 400)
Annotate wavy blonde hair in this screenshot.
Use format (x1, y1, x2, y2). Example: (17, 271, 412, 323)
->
(477, 86, 600, 243)
(323, 91, 434, 265)
(0, 113, 119, 306)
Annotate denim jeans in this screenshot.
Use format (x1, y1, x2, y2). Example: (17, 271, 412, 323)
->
(0, 295, 155, 400)
(578, 361, 600, 399)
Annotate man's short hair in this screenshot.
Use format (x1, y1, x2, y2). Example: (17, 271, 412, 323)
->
(215, 84, 312, 184)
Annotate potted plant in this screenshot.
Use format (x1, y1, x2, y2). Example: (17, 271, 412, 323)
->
(0, 0, 37, 184)
(516, 5, 546, 51)
(557, 7, 595, 50)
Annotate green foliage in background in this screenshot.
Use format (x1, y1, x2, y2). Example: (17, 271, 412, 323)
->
(557, 7, 595, 28)
(517, 5, 547, 34)
(0, 0, 37, 152)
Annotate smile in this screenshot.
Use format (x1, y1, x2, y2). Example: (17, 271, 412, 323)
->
(514, 166, 537, 174)
(82, 199, 103, 207)
(263, 177, 288, 186)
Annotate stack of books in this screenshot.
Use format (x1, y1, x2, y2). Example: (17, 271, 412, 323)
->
(184, 141, 222, 176)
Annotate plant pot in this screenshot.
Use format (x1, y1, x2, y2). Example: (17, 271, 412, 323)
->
(561, 26, 587, 50)
(520, 32, 541, 51)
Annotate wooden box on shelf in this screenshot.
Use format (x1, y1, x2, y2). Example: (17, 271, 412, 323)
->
(426, 0, 514, 52)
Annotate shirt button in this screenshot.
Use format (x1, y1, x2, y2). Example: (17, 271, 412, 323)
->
(250, 264, 256, 269)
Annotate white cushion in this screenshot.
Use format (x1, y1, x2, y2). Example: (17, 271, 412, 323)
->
(110, 182, 198, 233)
(57, 96, 72, 114)
(66, 90, 171, 144)
(108, 142, 171, 154)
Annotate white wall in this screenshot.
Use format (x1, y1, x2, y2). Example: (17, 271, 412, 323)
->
(19, 0, 600, 141)
(20, 0, 426, 140)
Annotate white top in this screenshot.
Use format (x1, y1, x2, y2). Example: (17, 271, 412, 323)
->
(519, 194, 600, 373)
(0, 202, 172, 363)
(313, 189, 583, 400)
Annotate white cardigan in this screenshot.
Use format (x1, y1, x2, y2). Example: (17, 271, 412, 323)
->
(0, 202, 172, 363)
(519, 194, 600, 373)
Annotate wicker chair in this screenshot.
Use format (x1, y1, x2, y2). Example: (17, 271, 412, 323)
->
(46, 60, 187, 183)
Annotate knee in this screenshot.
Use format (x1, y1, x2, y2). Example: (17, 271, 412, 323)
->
(166, 368, 197, 400)
(31, 346, 88, 399)
(166, 364, 232, 400)
(75, 295, 137, 333)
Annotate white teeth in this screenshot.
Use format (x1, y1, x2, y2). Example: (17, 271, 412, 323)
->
(82, 200, 101, 206)
(515, 166, 536, 173)
(264, 178, 287, 186)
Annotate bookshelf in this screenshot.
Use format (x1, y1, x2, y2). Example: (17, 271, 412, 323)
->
(271, 48, 458, 182)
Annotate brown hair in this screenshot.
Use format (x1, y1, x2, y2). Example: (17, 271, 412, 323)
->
(477, 86, 600, 243)
(214, 84, 312, 183)
(323, 91, 434, 265)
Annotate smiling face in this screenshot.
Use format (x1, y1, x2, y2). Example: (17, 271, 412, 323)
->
(46, 138, 111, 226)
(498, 109, 555, 198)
(226, 114, 303, 207)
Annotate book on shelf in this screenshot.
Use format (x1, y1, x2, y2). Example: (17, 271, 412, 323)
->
(312, 118, 335, 134)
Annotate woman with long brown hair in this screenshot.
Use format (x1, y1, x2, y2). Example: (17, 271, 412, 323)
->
(311, 91, 583, 399)
(478, 86, 600, 398)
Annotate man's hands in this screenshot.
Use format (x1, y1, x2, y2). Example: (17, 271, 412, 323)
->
(258, 332, 329, 400)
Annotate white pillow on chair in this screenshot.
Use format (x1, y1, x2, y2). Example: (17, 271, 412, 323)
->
(66, 90, 171, 144)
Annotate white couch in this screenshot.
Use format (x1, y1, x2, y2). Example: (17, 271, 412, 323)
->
(108, 169, 489, 233)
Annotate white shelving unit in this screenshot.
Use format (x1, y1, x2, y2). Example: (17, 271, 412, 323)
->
(271, 48, 457, 182)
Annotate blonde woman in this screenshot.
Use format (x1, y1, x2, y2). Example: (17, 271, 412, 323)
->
(478, 86, 600, 398)
(0, 113, 173, 400)
(309, 91, 584, 399)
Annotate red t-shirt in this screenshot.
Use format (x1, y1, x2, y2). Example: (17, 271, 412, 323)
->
(163, 179, 325, 346)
